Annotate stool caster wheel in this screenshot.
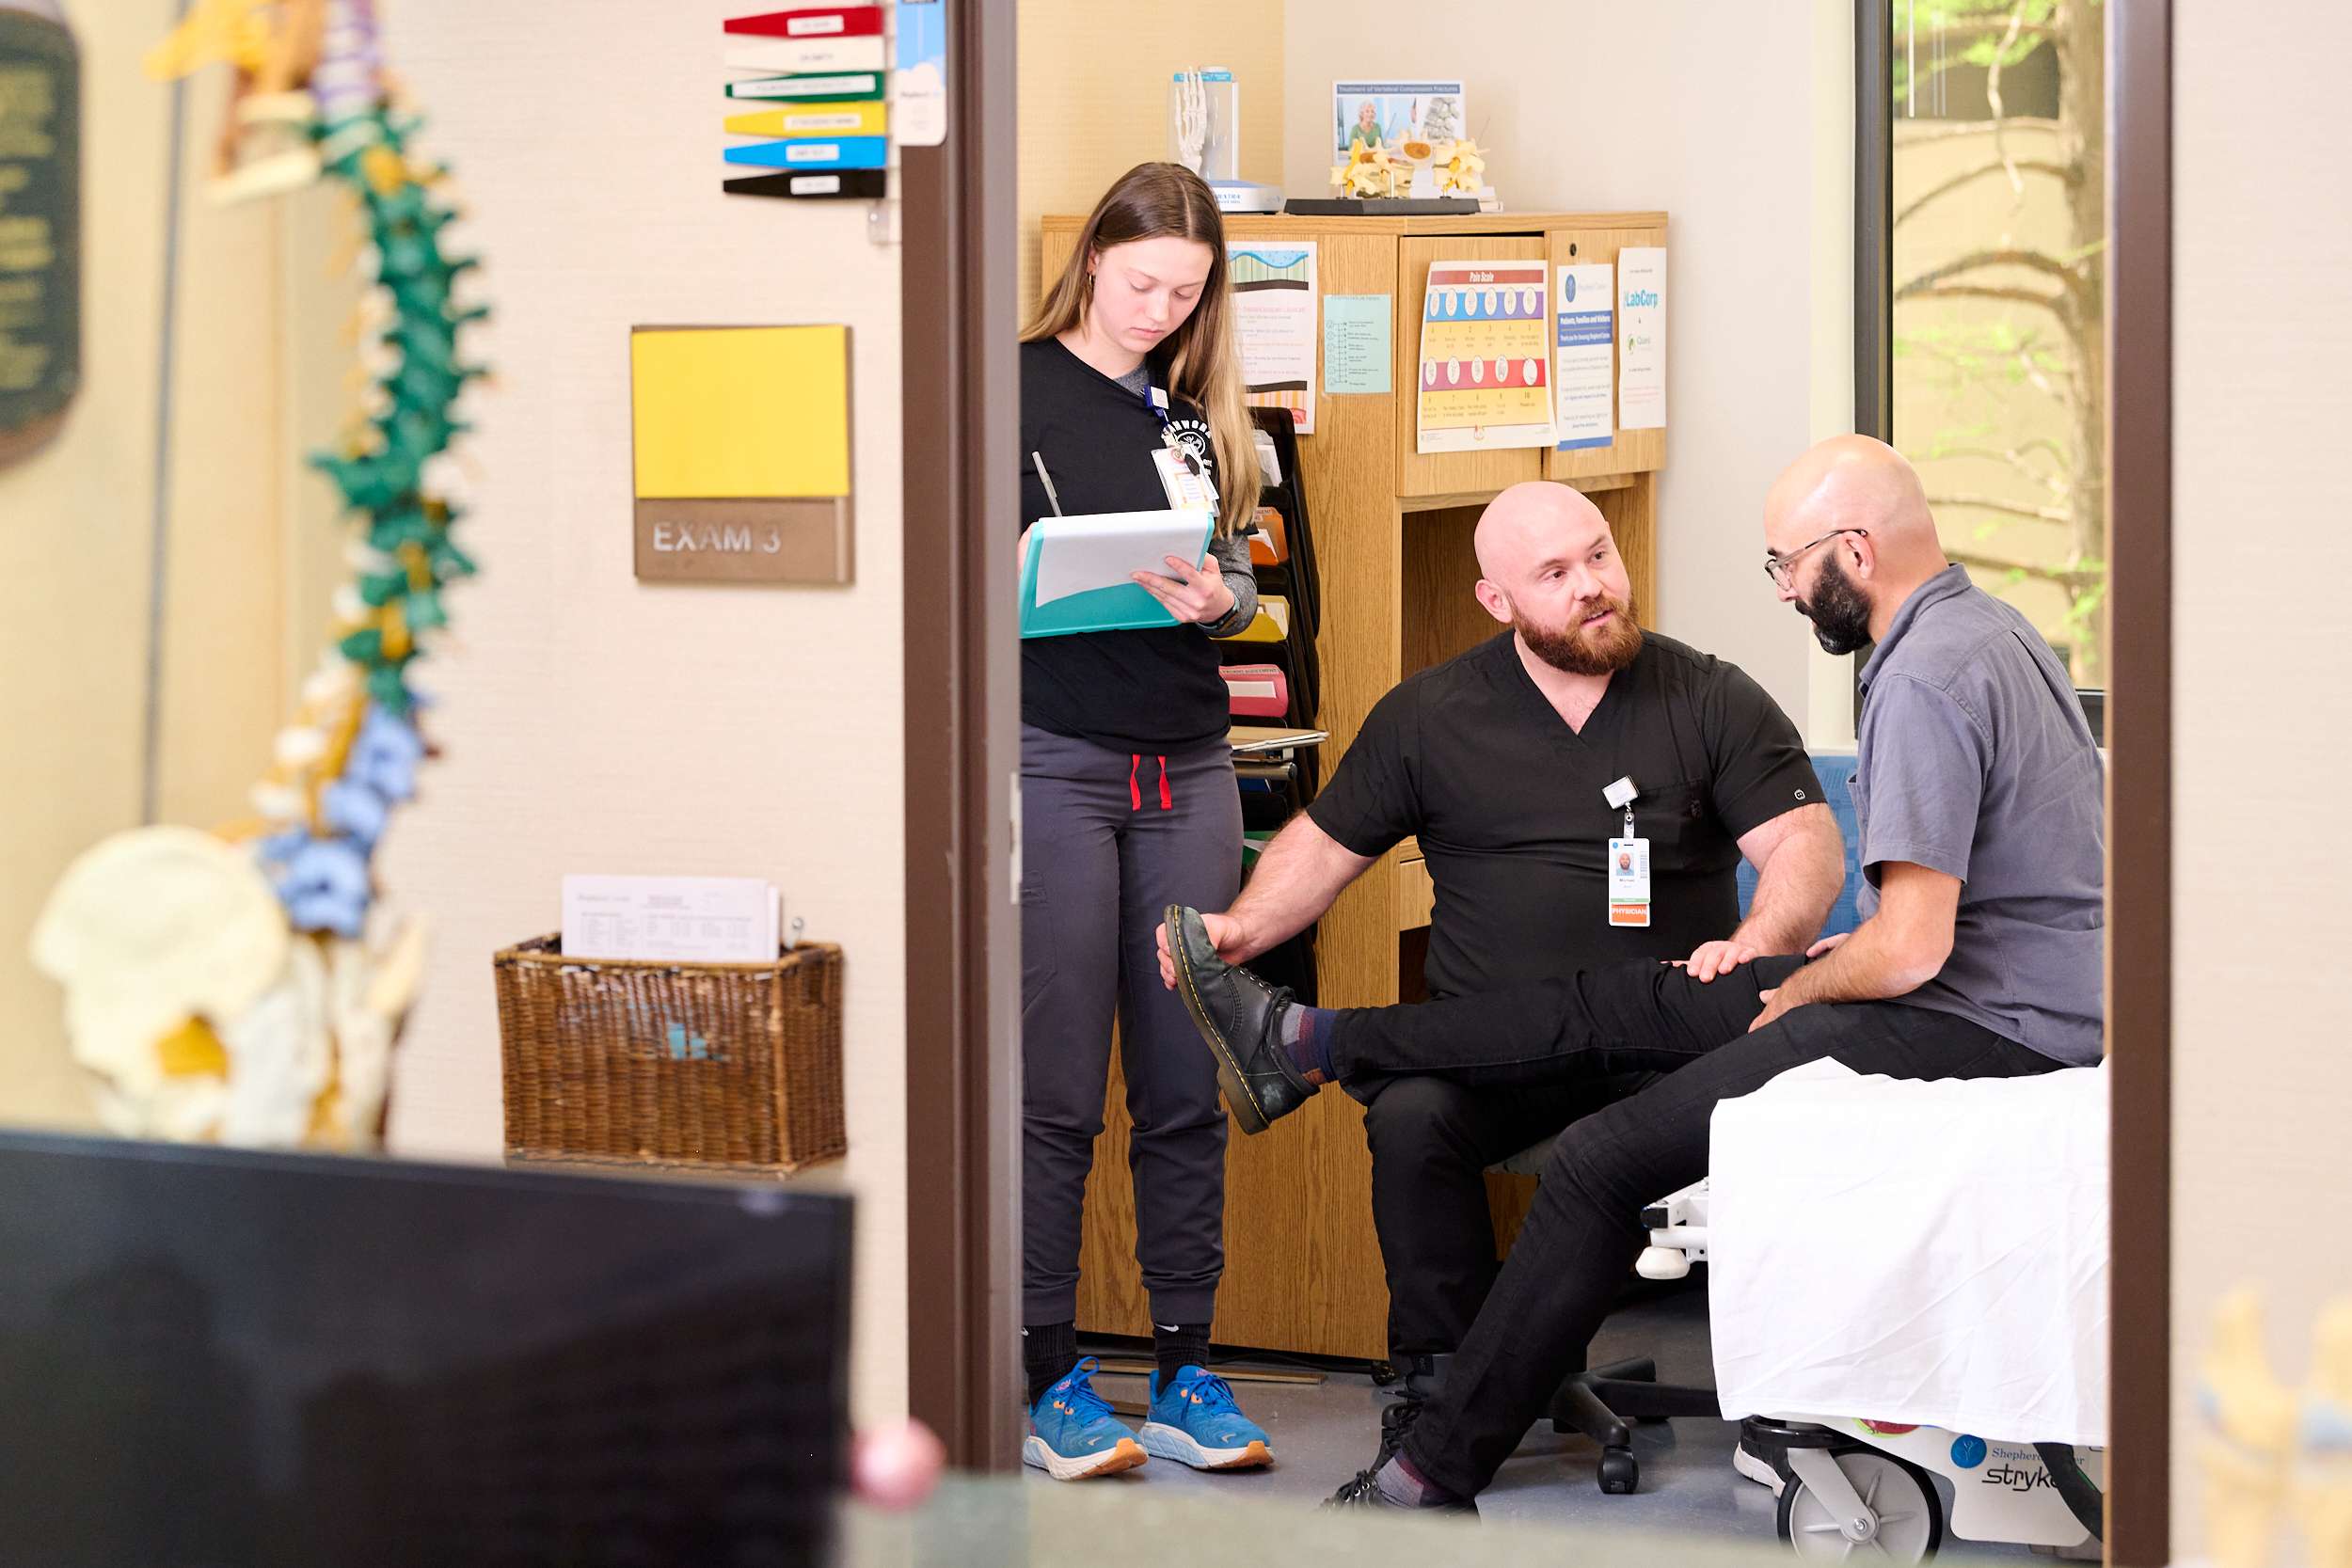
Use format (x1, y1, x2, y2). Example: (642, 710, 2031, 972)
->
(1597, 1449, 1639, 1494)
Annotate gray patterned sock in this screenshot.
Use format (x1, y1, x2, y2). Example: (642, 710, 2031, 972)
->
(1376, 1452, 1460, 1508)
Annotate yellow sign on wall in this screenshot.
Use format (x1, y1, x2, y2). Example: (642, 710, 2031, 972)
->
(628, 325, 853, 584)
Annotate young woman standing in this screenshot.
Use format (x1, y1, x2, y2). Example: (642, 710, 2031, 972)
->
(1016, 163, 1271, 1481)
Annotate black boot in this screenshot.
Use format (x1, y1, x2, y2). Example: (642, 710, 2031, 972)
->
(1373, 1353, 1453, 1472)
(1164, 905, 1316, 1134)
(1324, 1463, 1476, 1514)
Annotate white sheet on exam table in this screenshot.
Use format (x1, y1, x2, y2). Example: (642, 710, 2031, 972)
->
(1708, 1056, 2109, 1447)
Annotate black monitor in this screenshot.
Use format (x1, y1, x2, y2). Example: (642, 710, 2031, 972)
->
(0, 1129, 853, 1568)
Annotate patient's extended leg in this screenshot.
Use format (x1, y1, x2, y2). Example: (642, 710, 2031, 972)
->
(1163, 904, 1802, 1135)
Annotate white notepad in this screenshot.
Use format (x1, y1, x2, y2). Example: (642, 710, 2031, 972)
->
(1019, 509, 1215, 608)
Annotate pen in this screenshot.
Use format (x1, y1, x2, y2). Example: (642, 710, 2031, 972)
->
(1030, 451, 1065, 516)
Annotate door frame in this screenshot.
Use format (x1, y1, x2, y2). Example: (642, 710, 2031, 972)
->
(899, 0, 1024, 1470)
(2105, 2, 2173, 1561)
(906, 5, 2179, 1516)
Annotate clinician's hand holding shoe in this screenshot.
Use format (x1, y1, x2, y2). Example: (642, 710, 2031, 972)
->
(1155, 908, 1247, 990)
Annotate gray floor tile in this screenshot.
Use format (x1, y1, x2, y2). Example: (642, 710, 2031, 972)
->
(1029, 1285, 2042, 1560)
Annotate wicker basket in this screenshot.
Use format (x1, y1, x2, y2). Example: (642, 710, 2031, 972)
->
(495, 935, 845, 1175)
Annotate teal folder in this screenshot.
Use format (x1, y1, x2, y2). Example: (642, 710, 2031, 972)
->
(1019, 511, 1215, 640)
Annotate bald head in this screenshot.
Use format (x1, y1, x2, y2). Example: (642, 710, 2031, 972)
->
(1764, 436, 1941, 565)
(1763, 436, 1949, 654)
(1474, 481, 1611, 584)
(1470, 482, 1642, 676)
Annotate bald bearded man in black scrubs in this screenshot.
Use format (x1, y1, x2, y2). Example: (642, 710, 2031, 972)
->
(1152, 480, 1845, 1472)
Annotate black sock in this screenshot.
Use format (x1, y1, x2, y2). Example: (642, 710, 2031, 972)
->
(1153, 1321, 1213, 1388)
(1022, 1320, 1077, 1407)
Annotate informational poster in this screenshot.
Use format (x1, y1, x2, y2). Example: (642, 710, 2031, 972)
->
(1228, 240, 1317, 434)
(1415, 260, 1554, 454)
(892, 0, 946, 147)
(1322, 293, 1391, 394)
(1554, 262, 1614, 451)
(1618, 246, 1667, 431)
(1331, 79, 1467, 158)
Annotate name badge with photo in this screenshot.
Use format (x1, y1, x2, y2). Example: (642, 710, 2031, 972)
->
(1608, 836, 1651, 927)
(1151, 444, 1217, 516)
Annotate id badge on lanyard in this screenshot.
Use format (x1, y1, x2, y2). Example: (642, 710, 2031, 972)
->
(1141, 383, 1217, 521)
(1603, 775, 1650, 928)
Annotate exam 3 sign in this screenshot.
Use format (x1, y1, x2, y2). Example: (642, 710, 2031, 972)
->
(633, 499, 854, 584)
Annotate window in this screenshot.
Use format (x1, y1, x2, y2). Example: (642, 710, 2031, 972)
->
(1861, 1, 2109, 723)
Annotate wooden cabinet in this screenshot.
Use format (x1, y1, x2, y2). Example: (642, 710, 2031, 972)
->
(1040, 211, 1668, 1361)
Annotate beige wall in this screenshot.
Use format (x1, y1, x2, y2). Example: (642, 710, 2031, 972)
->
(374, 0, 909, 1425)
(0, 8, 322, 1129)
(2172, 1, 2352, 1553)
(151, 136, 354, 827)
(8, 0, 913, 1432)
(1017, 0, 1284, 310)
(1281, 4, 1844, 729)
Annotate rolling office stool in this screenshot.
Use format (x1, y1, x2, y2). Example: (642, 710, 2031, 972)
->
(1486, 1139, 1724, 1495)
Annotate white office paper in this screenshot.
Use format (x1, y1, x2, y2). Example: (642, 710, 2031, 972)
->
(562, 875, 781, 963)
(1617, 246, 1667, 431)
(1025, 510, 1215, 608)
(1554, 261, 1615, 450)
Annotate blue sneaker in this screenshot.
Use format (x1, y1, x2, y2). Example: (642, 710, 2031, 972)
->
(1140, 1365, 1274, 1470)
(1024, 1357, 1147, 1481)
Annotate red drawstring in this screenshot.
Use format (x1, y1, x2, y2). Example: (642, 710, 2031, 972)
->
(1127, 754, 1174, 812)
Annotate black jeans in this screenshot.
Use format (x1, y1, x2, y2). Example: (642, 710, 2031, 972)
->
(1328, 957, 2060, 1500)
(1356, 1071, 1651, 1362)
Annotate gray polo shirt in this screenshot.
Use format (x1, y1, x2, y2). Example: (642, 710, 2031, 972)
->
(1852, 565, 2105, 1066)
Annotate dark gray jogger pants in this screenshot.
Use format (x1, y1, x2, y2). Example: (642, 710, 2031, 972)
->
(1020, 724, 1242, 1327)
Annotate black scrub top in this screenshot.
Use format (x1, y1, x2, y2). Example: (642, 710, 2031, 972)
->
(1018, 336, 1229, 750)
(1308, 630, 1822, 998)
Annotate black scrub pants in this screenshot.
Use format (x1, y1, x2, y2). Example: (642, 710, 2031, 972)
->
(1355, 1069, 1650, 1364)
(1327, 957, 2060, 1500)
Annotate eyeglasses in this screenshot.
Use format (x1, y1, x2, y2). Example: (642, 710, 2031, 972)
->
(1763, 528, 1867, 587)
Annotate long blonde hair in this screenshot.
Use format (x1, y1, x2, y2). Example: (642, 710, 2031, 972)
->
(1024, 163, 1262, 533)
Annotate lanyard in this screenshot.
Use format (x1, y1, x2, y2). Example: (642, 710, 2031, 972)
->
(1136, 377, 1217, 519)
